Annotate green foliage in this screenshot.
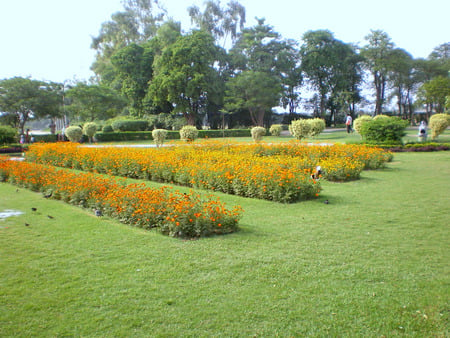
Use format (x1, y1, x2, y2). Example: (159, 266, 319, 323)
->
(429, 113, 449, 139)
(179, 125, 199, 142)
(250, 126, 266, 142)
(111, 120, 149, 132)
(83, 122, 98, 142)
(152, 129, 168, 147)
(0, 125, 17, 144)
(354, 115, 373, 134)
(65, 126, 83, 143)
(102, 124, 114, 133)
(269, 124, 282, 136)
(359, 116, 408, 143)
(373, 114, 390, 121)
(289, 119, 311, 140)
(308, 118, 326, 137)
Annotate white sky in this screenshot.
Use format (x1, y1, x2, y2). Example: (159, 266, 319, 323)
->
(1, 0, 448, 83)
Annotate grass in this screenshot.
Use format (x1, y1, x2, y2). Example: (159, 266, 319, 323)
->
(1, 151, 449, 336)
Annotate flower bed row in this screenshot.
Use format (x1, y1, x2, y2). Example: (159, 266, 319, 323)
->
(25, 142, 392, 203)
(0, 159, 242, 238)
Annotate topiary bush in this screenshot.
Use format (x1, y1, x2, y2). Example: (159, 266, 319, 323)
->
(251, 126, 266, 142)
(290, 119, 311, 140)
(65, 126, 83, 143)
(83, 122, 98, 143)
(152, 129, 168, 147)
(429, 113, 449, 140)
(359, 116, 408, 144)
(308, 118, 326, 137)
(354, 115, 373, 135)
(0, 125, 17, 144)
(269, 124, 282, 136)
(179, 125, 199, 142)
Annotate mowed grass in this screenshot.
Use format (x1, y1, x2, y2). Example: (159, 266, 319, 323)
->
(1, 151, 449, 336)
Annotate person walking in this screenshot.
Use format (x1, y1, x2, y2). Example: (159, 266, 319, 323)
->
(345, 113, 353, 133)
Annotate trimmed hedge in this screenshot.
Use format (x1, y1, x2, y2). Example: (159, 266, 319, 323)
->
(95, 129, 251, 142)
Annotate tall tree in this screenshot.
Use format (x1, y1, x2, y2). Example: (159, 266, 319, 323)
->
(148, 30, 223, 125)
(0, 77, 62, 135)
(111, 42, 155, 117)
(188, 0, 246, 49)
(361, 30, 395, 115)
(224, 70, 281, 126)
(91, 0, 166, 83)
(226, 19, 294, 124)
(300, 30, 362, 123)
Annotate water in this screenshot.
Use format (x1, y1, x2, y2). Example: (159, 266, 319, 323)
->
(0, 209, 24, 219)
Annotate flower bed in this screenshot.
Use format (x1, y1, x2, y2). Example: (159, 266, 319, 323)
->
(25, 141, 392, 203)
(0, 159, 242, 238)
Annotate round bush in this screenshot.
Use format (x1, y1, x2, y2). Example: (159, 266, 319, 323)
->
(290, 119, 311, 140)
(429, 113, 449, 140)
(269, 124, 282, 136)
(0, 125, 17, 144)
(354, 115, 373, 135)
(65, 126, 83, 143)
(308, 118, 326, 137)
(83, 122, 98, 142)
(152, 129, 168, 147)
(359, 116, 408, 144)
(179, 125, 199, 142)
(251, 126, 266, 142)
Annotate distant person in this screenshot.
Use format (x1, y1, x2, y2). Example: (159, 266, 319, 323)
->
(418, 120, 427, 141)
(345, 113, 353, 133)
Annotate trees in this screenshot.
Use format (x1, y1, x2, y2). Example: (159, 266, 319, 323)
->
(0, 77, 62, 135)
(188, 0, 246, 49)
(418, 76, 450, 114)
(91, 0, 166, 84)
(361, 30, 396, 115)
(225, 19, 293, 125)
(65, 83, 127, 121)
(224, 70, 281, 126)
(148, 30, 224, 125)
(110, 42, 155, 117)
(300, 30, 362, 124)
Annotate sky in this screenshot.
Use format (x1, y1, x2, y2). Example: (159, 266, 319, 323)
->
(1, 0, 448, 83)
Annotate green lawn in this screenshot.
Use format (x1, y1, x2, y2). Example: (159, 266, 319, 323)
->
(1, 151, 449, 336)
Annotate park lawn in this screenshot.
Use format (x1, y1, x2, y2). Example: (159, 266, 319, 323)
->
(0, 151, 449, 336)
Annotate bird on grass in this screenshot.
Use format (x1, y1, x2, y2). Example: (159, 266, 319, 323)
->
(47, 215, 54, 219)
(25, 223, 30, 226)
(31, 207, 37, 212)
(43, 191, 52, 198)
(324, 200, 329, 204)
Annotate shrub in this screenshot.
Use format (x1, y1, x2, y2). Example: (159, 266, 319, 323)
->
(359, 116, 408, 144)
(429, 113, 449, 140)
(111, 120, 149, 132)
(290, 119, 311, 140)
(251, 126, 266, 142)
(83, 122, 98, 143)
(179, 125, 199, 142)
(373, 114, 390, 121)
(102, 124, 113, 133)
(354, 115, 373, 135)
(308, 118, 326, 137)
(269, 124, 282, 136)
(152, 129, 168, 147)
(0, 125, 17, 144)
(65, 126, 83, 143)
